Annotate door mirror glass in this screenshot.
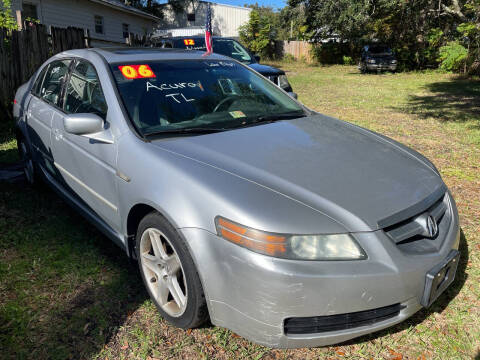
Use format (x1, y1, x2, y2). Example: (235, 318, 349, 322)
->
(64, 113, 104, 135)
(288, 92, 298, 99)
(254, 54, 261, 62)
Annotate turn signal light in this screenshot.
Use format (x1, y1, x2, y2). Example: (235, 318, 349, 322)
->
(215, 217, 286, 257)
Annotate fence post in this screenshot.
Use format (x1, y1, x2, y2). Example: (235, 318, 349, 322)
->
(84, 28, 90, 48)
(15, 10, 23, 31)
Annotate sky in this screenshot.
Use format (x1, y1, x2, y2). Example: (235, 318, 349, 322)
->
(214, 0, 287, 9)
(157, 0, 288, 11)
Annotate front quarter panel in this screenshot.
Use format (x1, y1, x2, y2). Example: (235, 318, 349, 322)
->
(116, 134, 349, 237)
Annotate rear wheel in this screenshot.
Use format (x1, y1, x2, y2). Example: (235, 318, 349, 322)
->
(136, 212, 209, 328)
(18, 138, 36, 185)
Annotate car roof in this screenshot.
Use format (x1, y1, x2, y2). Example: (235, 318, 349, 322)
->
(55, 47, 231, 63)
(159, 36, 234, 41)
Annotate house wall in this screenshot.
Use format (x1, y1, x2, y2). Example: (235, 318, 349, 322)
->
(11, 0, 157, 44)
(161, 2, 251, 38)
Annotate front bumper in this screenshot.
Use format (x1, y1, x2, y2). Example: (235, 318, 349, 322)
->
(179, 194, 460, 348)
(366, 63, 397, 71)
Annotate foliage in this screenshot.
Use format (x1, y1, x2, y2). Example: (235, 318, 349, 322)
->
(287, 0, 479, 73)
(239, 9, 278, 59)
(278, 4, 311, 40)
(342, 55, 355, 65)
(0, 0, 18, 30)
(438, 41, 469, 71)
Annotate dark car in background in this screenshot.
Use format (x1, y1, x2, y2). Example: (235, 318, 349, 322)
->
(359, 45, 398, 73)
(154, 36, 295, 94)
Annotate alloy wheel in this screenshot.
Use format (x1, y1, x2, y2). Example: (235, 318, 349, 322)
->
(140, 228, 188, 317)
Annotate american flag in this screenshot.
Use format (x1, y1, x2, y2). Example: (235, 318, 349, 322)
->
(205, 3, 213, 54)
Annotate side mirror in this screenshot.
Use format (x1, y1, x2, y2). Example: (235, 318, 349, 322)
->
(288, 92, 298, 100)
(254, 54, 261, 62)
(64, 113, 104, 135)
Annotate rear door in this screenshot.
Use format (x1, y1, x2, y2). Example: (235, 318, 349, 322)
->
(51, 59, 120, 231)
(26, 59, 71, 175)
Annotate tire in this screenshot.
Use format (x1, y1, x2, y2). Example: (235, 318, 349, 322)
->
(135, 212, 209, 329)
(17, 137, 37, 186)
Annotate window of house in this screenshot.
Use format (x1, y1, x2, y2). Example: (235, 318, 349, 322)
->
(122, 23, 129, 39)
(94, 15, 104, 34)
(187, 13, 195, 22)
(22, 2, 38, 22)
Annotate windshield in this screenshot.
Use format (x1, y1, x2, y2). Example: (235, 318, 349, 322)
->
(172, 38, 253, 63)
(367, 46, 392, 55)
(110, 60, 304, 137)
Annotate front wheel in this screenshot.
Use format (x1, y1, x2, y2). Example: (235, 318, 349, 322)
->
(136, 212, 209, 328)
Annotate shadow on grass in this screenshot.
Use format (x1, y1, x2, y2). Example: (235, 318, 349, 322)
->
(340, 228, 469, 347)
(0, 180, 149, 359)
(400, 77, 480, 126)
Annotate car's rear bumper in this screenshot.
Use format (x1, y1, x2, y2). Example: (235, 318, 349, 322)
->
(179, 193, 460, 348)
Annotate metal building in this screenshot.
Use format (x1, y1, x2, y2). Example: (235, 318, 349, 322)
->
(158, 1, 252, 38)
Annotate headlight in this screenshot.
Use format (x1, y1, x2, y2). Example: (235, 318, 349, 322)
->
(391, 60, 397, 64)
(215, 217, 367, 261)
(278, 75, 290, 89)
(367, 59, 376, 64)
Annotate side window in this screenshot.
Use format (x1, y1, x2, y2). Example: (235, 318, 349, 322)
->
(32, 65, 49, 96)
(39, 60, 71, 106)
(64, 60, 108, 119)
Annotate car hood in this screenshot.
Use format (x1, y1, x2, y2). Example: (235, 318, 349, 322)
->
(151, 115, 444, 232)
(248, 63, 285, 76)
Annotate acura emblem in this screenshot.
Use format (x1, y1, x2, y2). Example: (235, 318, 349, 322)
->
(426, 215, 438, 238)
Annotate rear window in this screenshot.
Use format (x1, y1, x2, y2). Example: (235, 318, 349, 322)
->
(172, 38, 253, 63)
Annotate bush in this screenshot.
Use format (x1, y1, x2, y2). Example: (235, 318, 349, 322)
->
(239, 10, 277, 59)
(342, 55, 355, 65)
(438, 42, 468, 72)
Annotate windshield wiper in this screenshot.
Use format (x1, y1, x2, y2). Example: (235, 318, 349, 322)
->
(251, 112, 306, 124)
(144, 127, 227, 137)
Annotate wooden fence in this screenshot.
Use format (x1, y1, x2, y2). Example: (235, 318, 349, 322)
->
(0, 24, 88, 121)
(275, 41, 314, 63)
(1, 24, 147, 122)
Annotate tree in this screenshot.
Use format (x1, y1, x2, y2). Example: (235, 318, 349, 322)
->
(290, 0, 472, 70)
(0, 0, 18, 30)
(239, 9, 278, 59)
(279, 3, 310, 40)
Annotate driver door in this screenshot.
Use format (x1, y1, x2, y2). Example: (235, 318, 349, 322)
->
(51, 59, 120, 231)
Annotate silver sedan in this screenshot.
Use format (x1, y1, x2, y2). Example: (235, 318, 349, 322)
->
(13, 48, 460, 348)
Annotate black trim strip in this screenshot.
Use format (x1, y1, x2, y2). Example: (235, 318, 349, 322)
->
(284, 303, 403, 335)
(377, 184, 447, 228)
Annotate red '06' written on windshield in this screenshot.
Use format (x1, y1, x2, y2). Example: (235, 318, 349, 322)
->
(119, 65, 156, 79)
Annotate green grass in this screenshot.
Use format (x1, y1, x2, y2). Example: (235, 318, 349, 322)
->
(1, 65, 479, 359)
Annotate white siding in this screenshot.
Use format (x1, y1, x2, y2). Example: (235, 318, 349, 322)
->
(160, 1, 251, 38)
(11, 0, 157, 44)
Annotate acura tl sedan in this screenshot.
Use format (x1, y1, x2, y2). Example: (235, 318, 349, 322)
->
(13, 48, 460, 348)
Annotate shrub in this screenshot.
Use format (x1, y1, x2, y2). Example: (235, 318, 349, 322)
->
(239, 10, 277, 59)
(438, 42, 469, 72)
(342, 55, 355, 65)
